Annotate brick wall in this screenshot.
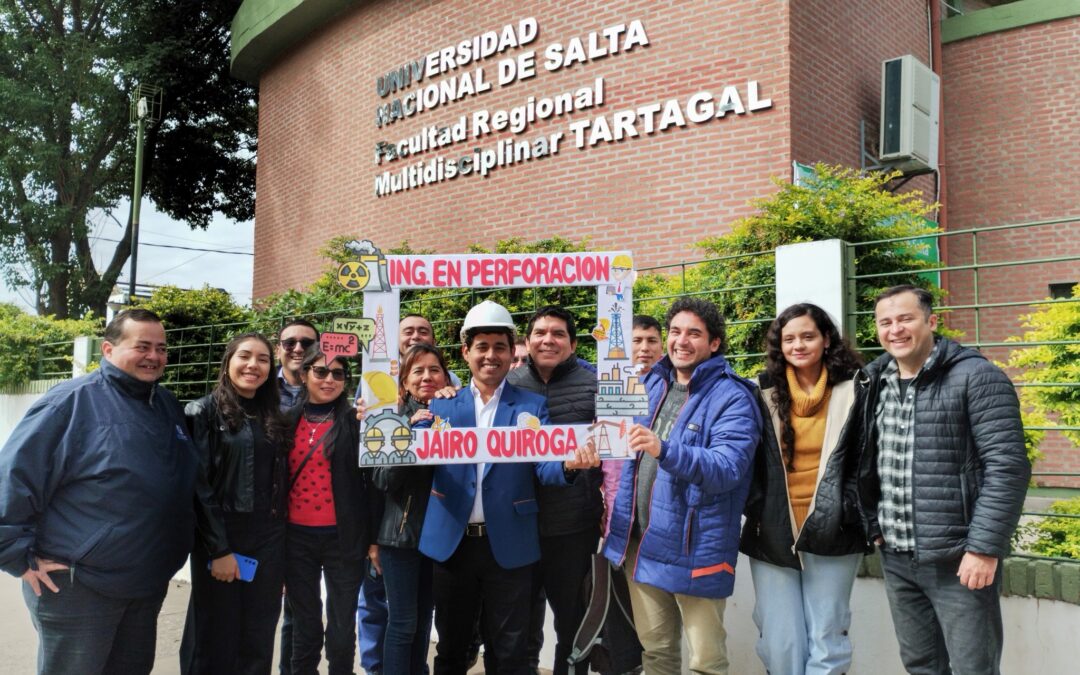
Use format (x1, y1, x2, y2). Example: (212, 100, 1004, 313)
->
(789, 0, 931, 169)
(253, 0, 799, 299)
(942, 16, 1080, 486)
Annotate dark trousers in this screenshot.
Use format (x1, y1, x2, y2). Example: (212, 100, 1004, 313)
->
(358, 565, 388, 673)
(381, 545, 434, 675)
(279, 601, 293, 675)
(181, 513, 286, 675)
(432, 534, 535, 675)
(285, 525, 366, 675)
(529, 529, 601, 675)
(881, 550, 1004, 675)
(22, 571, 166, 675)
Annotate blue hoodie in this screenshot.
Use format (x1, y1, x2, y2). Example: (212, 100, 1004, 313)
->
(603, 352, 761, 598)
(0, 359, 197, 598)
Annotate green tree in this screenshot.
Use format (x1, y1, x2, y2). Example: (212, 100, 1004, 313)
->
(635, 164, 942, 374)
(0, 302, 99, 389)
(1006, 283, 1080, 464)
(0, 1, 255, 319)
(134, 284, 250, 401)
(1019, 496, 1080, 559)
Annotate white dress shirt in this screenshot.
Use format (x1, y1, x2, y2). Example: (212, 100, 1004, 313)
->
(468, 379, 505, 523)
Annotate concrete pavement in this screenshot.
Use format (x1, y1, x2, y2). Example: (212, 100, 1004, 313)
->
(0, 574, 548, 674)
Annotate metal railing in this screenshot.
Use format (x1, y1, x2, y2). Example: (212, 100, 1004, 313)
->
(846, 215, 1080, 561)
(23, 225, 1079, 562)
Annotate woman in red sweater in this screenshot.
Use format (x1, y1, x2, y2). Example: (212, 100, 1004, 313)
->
(284, 347, 371, 675)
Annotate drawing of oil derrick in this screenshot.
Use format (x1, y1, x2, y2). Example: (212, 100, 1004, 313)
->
(595, 364, 650, 416)
(370, 306, 389, 362)
(607, 303, 627, 360)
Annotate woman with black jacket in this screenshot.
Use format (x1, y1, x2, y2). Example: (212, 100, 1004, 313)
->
(368, 343, 450, 674)
(740, 304, 869, 675)
(181, 332, 290, 675)
(285, 347, 371, 675)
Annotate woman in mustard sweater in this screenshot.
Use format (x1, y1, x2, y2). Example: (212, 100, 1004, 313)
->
(740, 303, 868, 675)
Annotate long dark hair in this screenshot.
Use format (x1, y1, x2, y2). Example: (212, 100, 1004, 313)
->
(299, 347, 352, 458)
(764, 303, 863, 470)
(213, 332, 288, 449)
(397, 343, 451, 403)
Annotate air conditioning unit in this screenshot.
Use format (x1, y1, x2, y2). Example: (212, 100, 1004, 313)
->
(879, 55, 939, 173)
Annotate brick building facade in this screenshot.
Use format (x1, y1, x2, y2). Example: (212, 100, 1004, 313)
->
(234, 0, 1078, 482)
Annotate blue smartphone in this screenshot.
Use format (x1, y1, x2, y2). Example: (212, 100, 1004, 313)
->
(208, 554, 259, 582)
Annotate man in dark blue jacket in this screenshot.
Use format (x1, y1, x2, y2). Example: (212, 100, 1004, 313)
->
(604, 298, 761, 675)
(0, 308, 197, 675)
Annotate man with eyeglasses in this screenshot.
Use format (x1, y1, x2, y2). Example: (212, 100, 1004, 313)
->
(273, 319, 319, 675)
(276, 319, 319, 411)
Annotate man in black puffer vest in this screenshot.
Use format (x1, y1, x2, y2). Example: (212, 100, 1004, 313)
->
(508, 305, 602, 675)
(857, 285, 1030, 675)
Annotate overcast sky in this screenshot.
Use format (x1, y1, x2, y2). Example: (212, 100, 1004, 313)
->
(1, 201, 254, 314)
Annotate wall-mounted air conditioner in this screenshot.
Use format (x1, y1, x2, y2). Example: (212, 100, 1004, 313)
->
(879, 54, 939, 173)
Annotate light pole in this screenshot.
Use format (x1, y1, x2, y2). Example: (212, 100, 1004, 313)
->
(128, 84, 162, 301)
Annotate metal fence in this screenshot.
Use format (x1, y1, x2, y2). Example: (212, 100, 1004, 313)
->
(845, 216, 1080, 562)
(24, 224, 1080, 561)
(31, 250, 777, 400)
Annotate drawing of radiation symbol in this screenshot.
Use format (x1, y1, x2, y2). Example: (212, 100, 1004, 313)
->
(337, 261, 370, 291)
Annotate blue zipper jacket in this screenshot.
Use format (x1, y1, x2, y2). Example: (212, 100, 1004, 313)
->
(603, 353, 761, 598)
(0, 359, 198, 598)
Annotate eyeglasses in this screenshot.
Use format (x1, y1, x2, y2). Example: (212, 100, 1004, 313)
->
(308, 366, 346, 381)
(280, 337, 316, 351)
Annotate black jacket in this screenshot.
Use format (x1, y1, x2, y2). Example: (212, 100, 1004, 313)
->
(373, 396, 433, 549)
(507, 356, 603, 536)
(855, 337, 1031, 562)
(287, 404, 374, 562)
(740, 374, 868, 569)
(186, 395, 289, 558)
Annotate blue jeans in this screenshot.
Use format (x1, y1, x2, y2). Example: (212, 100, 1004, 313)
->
(750, 553, 862, 675)
(380, 546, 434, 675)
(22, 571, 166, 675)
(357, 565, 387, 673)
(880, 550, 1003, 675)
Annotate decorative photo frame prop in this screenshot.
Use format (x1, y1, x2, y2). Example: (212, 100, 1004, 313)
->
(333, 240, 647, 466)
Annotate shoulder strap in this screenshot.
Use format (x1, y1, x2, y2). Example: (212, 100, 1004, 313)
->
(567, 552, 612, 673)
(289, 425, 331, 492)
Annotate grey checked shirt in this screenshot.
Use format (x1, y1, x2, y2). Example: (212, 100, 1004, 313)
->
(875, 344, 939, 552)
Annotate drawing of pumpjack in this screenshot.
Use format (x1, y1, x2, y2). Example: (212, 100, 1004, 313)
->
(588, 419, 629, 458)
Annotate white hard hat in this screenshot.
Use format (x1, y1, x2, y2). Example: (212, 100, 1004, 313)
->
(459, 300, 517, 342)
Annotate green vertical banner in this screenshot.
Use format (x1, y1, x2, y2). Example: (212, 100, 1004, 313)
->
(912, 217, 940, 287)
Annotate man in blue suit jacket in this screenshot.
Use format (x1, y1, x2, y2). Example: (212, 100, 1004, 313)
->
(418, 301, 597, 675)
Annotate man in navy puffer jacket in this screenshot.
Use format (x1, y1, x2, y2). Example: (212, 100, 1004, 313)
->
(0, 309, 197, 675)
(604, 298, 761, 675)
